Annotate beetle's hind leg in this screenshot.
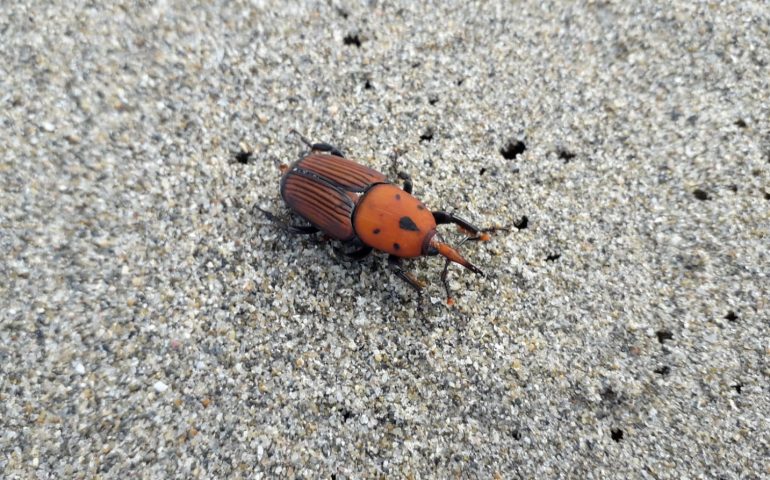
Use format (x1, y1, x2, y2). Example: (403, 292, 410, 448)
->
(289, 129, 345, 157)
(256, 207, 320, 235)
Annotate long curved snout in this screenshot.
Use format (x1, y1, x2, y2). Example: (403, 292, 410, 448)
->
(432, 239, 483, 275)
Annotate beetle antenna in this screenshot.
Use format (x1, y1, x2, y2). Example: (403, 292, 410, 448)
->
(288, 129, 314, 149)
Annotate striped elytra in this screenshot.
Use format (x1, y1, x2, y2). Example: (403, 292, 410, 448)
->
(270, 140, 494, 304)
(293, 153, 386, 190)
(280, 154, 387, 241)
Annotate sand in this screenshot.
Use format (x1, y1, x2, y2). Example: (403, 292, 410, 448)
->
(1, 1, 768, 478)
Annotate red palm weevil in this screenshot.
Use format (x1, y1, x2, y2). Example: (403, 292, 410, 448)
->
(260, 131, 505, 304)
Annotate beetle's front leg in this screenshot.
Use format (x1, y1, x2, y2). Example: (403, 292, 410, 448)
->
(440, 258, 454, 305)
(387, 255, 424, 294)
(397, 171, 413, 194)
(432, 211, 481, 234)
(432, 211, 508, 240)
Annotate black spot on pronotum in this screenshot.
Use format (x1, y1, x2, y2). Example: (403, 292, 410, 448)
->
(514, 215, 528, 230)
(500, 140, 526, 160)
(654, 366, 671, 376)
(235, 150, 252, 164)
(656, 330, 673, 344)
(399, 216, 419, 231)
(373, 228, 381, 234)
(395, 194, 401, 200)
(393, 242, 400, 251)
(693, 188, 710, 201)
(343, 34, 361, 47)
(724, 311, 737, 322)
(611, 428, 624, 442)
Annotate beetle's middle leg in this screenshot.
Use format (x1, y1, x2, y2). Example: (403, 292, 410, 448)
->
(289, 129, 345, 158)
(310, 142, 345, 158)
(287, 224, 320, 234)
(388, 255, 424, 294)
(333, 245, 373, 261)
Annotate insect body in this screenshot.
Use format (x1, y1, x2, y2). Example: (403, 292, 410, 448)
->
(266, 131, 501, 303)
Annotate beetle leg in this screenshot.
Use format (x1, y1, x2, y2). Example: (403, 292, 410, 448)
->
(432, 211, 482, 234)
(334, 245, 373, 260)
(310, 143, 345, 158)
(388, 255, 424, 293)
(257, 207, 320, 235)
(440, 257, 453, 303)
(289, 129, 346, 157)
(432, 211, 509, 239)
(287, 224, 321, 234)
(397, 171, 413, 194)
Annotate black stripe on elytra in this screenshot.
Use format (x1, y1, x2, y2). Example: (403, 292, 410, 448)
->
(398, 216, 419, 232)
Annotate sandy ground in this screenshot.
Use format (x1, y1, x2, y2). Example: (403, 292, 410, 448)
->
(2, 1, 769, 478)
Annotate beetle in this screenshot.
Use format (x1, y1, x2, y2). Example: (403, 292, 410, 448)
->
(260, 130, 504, 304)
